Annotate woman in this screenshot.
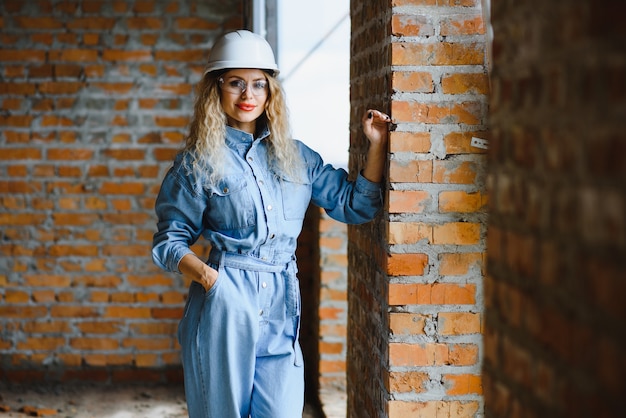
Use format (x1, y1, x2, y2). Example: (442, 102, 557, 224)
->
(152, 30, 390, 418)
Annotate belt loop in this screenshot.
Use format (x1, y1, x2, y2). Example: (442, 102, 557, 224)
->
(219, 249, 226, 268)
(207, 247, 222, 267)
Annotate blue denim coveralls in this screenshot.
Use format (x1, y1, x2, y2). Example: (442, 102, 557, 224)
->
(152, 126, 382, 418)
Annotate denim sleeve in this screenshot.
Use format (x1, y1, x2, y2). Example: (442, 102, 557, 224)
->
(152, 166, 206, 273)
(304, 143, 383, 224)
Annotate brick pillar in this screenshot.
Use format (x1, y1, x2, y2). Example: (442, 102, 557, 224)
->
(297, 206, 322, 405)
(348, 0, 488, 417)
(0, 0, 242, 383)
(484, 0, 626, 416)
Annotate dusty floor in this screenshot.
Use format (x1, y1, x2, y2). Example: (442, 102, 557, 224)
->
(0, 384, 325, 418)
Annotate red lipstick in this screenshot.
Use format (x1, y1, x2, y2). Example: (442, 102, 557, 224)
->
(237, 103, 256, 111)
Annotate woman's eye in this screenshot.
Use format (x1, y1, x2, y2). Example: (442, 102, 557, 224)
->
(229, 80, 245, 89)
(253, 81, 267, 90)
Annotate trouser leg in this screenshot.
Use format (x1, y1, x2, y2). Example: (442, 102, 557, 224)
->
(251, 317, 305, 418)
(179, 269, 259, 418)
(178, 264, 304, 418)
(251, 271, 304, 418)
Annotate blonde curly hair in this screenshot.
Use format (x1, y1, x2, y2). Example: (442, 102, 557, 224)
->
(183, 71, 302, 186)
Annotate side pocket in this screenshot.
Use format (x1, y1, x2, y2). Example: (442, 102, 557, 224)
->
(178, 281, 201, 345)
(204, 261, 222, 297)
(293, 315, 303, 367)
(283, 269, 300, 317)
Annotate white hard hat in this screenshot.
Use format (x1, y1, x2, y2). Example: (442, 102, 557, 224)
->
(204, 30, 279, 75)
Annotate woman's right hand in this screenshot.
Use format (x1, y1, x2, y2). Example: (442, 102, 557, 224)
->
(179, 253, 219, 292)
(199, 266, 219, 292)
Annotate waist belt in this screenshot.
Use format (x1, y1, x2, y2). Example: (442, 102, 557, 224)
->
(207, 248, 290, 273)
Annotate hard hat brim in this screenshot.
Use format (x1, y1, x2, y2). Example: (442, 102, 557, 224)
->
(204, 62, 279, 76)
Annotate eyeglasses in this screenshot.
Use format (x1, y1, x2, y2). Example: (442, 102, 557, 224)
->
(218, 77, 269, 96)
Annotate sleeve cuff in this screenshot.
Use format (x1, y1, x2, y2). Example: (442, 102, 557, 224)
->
(355, 171, 383, 196)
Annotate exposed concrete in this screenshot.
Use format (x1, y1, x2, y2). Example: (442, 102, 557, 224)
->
(0, 384, 327, 418)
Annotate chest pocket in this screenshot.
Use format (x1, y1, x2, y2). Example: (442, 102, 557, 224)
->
(204, 175, 256, 231)
(279, 175, 312, 221)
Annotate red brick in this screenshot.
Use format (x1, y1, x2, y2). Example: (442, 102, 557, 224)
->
(440, 15, 485, 36)
(391, 42, 484, 66)
(17, 337, 65, 351)
(433, 222, 480, 245)
(91, 82, 134, 94)
(389, 313, 428, 335)
(443, 374, 482, 395)
(389, 132, 431, 153)
(388, 190, 431, 214)
(0, 148, 42, 160)
(387, 253, 428, 276)
(439, 191, 486, 213)
(0, 82, 36, 94)
(392, 70, 435, 95)
(102, 50, 153, 61)
(99, 182, 145, 195)
(50, 306, 99, 318)
(388, 222, 432, 245)
(391, 15, 434, 37)
(442, 72, 490, 95)
(392, 101, 482, 125)
(66, 17, 115, 30)
(433, 160, 479, 184)
(49, 49, 99, 62)
(388, 371, 429, 393)
(153, 50, 205, 62)
(104, 307, 151, 319)
(439, 252, 483, 276)
(438, 312, 481, 335)
(38, 81, 84, 94)
(175, 17, 219, 30)
(70, 338, 119, 351)
(388, 400, 479, 418)
(0, 50, 46, 62)
(320, 360, 345, 373)
(389, 283, 476, 305)
(389, 160, 432, 183)
(389, 343, 448, 367)
(126, 17, 163, 29)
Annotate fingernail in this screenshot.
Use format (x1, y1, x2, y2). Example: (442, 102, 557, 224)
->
(368, 112, 373, 119)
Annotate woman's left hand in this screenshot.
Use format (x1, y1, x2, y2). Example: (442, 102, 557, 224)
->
(362, 109, 392, 147)
(360, 109, 391, 183)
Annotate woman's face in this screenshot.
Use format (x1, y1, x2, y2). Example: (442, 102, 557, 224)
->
(218, 68, 269, 134)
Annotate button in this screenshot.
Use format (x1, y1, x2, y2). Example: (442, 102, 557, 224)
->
(258, 180, 264, 186)
(262, 282, 267, 288)
(222, 187, 229, 193)
(248, 157, 254, 162)
(267, 205, 272, 211)
(269, 234, 275, 239)
(259, 309, 264, 316)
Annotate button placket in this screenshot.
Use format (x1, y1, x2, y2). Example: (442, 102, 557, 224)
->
(246, 147, 278, 252)
(257, 274, 271, 322)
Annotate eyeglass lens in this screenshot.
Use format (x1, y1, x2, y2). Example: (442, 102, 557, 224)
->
(219, 78, 268, 96)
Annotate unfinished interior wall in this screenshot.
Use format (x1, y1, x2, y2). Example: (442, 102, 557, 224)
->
(347, 0, 488, 416)
(484, 0, 626, 416)
(0, 0, 243, 382)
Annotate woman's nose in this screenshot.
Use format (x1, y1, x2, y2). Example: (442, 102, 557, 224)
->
(241, 86, 254, 99)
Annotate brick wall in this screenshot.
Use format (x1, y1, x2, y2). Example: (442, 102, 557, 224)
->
(348, 0, 488, 417)
(318, 211, 349, 389)
(298, 208, 350, 404)
(0, 0, 242, 383)
(484, 1, 626, 416)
